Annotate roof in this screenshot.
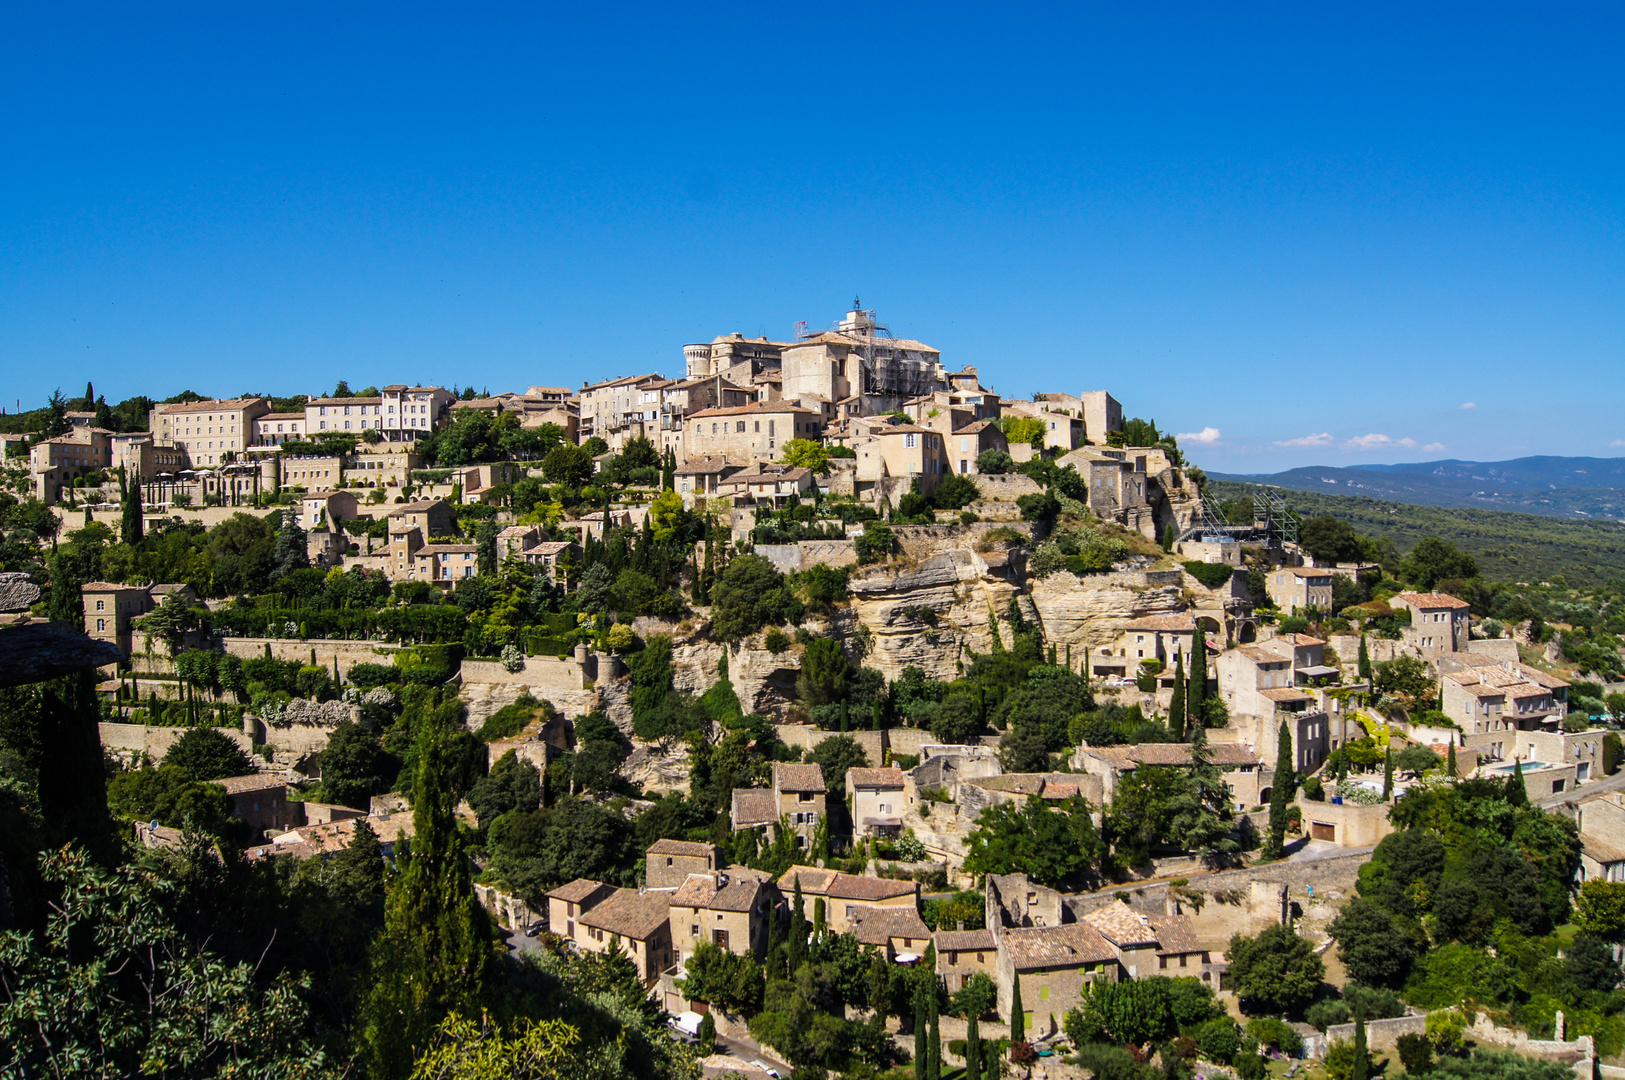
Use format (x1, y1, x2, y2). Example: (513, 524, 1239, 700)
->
(214, 774, 284, 794)
(155, 397, 265, 413)
(579, 887, 672, 940)
(1271, 633, 1327, 647)
(1236, 646, 1290, 665)
(1121, 614, 1197, 633)
(1581, 836, 1625, 866)
(675, 455, 737, 475)
(953, 420, 1000, 435)
(1260, 687, 1318, 703)
(774, 762, 827, 793)
(1277, 567, 1333, 578)
(688, 401, 817, 419)
(778, 867, 918, 903)
(934, 929, 997, 952)
(1084, 901, 1161, 947)
(850, 905, 931, 947)
(388, 499, 450, 516)
(418, 543, 477, 554)
(256, 412, 305, 421)
(550, 877, 611, 903)
(80, 581, 146, 592)
(1084, 743, 1262, 769)
(255, 813, 414, 859)
(731, 788, 779, 828)
(670, 869, 772, 913)
(648, 838, 719, 859)
(308, 396, 383, 406)
(1002, 924, 1118, 970)
(847, 767, 906, 789)
(1394, 592, 1470, 610)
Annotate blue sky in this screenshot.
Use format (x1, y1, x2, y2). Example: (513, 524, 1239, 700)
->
(1, 2, 1620, 473)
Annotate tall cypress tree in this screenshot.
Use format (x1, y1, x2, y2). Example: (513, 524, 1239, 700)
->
(1188, 628, 1208, 734)
(1265, 719, 1295, 859)
(787, 877, 808, 971)
(1507, 760, 1528, 806)
(913, 975, 928, 1080)
(1351, 1009, 1370, 1080)
(1357, 634, 1372, 684)
(1169, 652, 1187, 738)
(928, 980, 942, 1080)
(1010, 974, 1025, 1044)
(361, 721, 491, 1078)
(1382, 748, 1395, 800)
(964, 1012, 982, 1080)
(1447, 740, 1458, 778)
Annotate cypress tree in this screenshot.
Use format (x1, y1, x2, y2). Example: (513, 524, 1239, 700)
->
(1169, 651, 1186, 737)
(701, 527, 715, 602)
(1188, 627, 1208, 732)
(929, 982, 941, 1080)
(840, 701, 849, 732)
(1161, 522, 1176, 552)
(788, 878, 808, 971)
(965, 1012, 982, 1080)
(1382, 748, 1395, 800)
(1507, 759, 1528, 806)
(1447, 740, 1458, 778)
(813, 895, 826, 934)
(1357, 634, 1372, 683)
(1010, 974, 1024, 1044)
(871, 700, 882, 731)
(1265, 719, 1295, 859)
(361, 720, 492, 1078)
(913, 976, 928, 1080)
(1351, 1009, 1370, 1080)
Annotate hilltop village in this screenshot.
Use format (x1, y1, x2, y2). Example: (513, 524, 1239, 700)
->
(2, 304, 1622, 1079)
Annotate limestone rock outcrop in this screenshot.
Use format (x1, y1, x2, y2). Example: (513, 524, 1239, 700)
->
(1027, 568, 1186, 656)
(848, 549, 1021, 680)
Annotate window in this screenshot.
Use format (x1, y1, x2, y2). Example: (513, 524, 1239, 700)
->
(905, 433, 917, 448)
(96, 599, 105, 611)
(96, 618, 105, 632)
(736, 421, 745, 433)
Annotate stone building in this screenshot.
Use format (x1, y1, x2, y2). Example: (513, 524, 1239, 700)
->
(385, 499, 455, 581)
(1389, 591, 1471, 654)
(731, 762, 828, 847)
(216, 774, 295, 839)
(646, 839, 722, 890)
(575, 887, 674, 986)
(684, 401, 821, 467)
(148, 397, 270, 468)
(668, 866, 780, 964)
(81, 581, 153, 655)
(380, 386, 456, 442)
(1266, 567, 1335, 613)
(847, 766, 907, 838)
(776, 867, 919, 935)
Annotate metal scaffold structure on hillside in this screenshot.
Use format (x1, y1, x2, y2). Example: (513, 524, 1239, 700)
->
(1254, 486, 1298, 548)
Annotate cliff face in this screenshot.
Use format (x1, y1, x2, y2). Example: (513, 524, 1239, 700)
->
(1027, 568, 1187, 654)
(848, 549, 1021, 681)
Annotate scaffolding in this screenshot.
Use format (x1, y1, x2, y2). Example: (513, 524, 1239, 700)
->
(1253, 486, 1298, 548)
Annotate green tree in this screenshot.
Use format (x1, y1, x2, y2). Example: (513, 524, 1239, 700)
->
(0, 846, 336, 1078)
(797, 638, 854, 708)
(710, 553, 800, 641)
(781, 438, 831, 475)
(1573, 880, 1625, 940)
(964, 795, 1102, 888)
(361, 719, 492, 1078)
(1399, 537, 1478, 591)
(1328, 897, 1416, 988)
(1382, 749, 1395, 799)
(1169, 651, 1186, 736)
(805, 734, 870, 795)
(1300, 516, 1361, 563)
(1010, 972, 1024, 1043)
(1161, 522, 1176, 552)
(271, 508, 309, 577)
(855, 519, 897, 564)
(540, 443, 594, 487)
(1357, 635, 1372, 683)
(1265, 719, 1296, 859)
(164, 726, 255, 782)
(315, 719, 389, 808)
(1225, 924, 1325, 1015)
(1188, 629, 1210, 731)
(974, 449, 1014, 474)
(120, 469, 144, 545)
(1351, 1011, 1371, 1080)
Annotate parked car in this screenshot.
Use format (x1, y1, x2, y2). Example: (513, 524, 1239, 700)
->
(524, 922, 544, 938)
(751, 1061, 782, 1078)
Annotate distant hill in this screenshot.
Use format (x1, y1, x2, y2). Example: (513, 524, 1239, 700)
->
(1204, 480, 1625, 586)
(1209, 456, 1625, 520)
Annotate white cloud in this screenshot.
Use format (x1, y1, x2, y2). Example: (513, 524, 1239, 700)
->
(1423, 442, 1447, 452)
(1345, 433, 1419, 450)
(1459, 402, 1476, 410)
(1612, 439, 1625, 448)
(1177, 427, 1222, 444)
(1274, 433, 1334, 448)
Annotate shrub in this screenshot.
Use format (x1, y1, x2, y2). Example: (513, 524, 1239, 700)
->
(1198, 1018, 1242, 1063)
(855, 520, 897, 565)
(1184, 561, 1235, 588)
(975, 449, 1014, 474)
(346, 662, 399, 690)
(1245, 1017, 1302, 1056)
(764, 627, 790, 654)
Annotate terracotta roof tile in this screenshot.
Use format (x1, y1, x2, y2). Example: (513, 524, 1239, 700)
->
(774, 763, 827, 793)
(847, 767, 906, 789)
(648, 838, 718, 859)
(850, 905, 931, 947)
(550, 877, 610, 903)
(1002, 924, 1118, 969)
(580, 888, 671, 940)
(731, 789, 779, 828)
(1394, 592, 1470, 610)
(934, 929, 997, 952)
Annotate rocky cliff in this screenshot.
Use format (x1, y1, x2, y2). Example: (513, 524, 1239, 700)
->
(1027, 567, 1187, 655)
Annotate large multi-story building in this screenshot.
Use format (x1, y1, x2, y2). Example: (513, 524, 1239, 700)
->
(305, 395, 386, 436)
(381, 386, 456, 442)
(147, 397, 270, 467)
(29, 426, 114, 502)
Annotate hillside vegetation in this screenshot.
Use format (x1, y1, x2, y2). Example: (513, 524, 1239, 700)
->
(1206, 480, 1625, 586)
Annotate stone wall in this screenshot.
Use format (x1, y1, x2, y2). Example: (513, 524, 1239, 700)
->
(889, 521, 1032, 560)
(1063, 847, 1372, 922)
(459, 655, 599, 723)
(219, 636, 404, 672)
(1326, 1015, 1426, 1052)
(754, 541, 859, 574)
(773, 724, 885, 766)
(101, 722, 255, 763)
(968, 474, 1043, 502)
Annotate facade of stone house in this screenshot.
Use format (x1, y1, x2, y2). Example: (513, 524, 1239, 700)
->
(1266, 567, 1334, 613)
(667, 866, 778, 964)
(1389, 592, 1471, 653)
(575, 887, 674, 986)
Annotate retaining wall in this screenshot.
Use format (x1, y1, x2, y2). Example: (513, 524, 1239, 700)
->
(100, 722, 255, 762)
(219, 636, 403, 671)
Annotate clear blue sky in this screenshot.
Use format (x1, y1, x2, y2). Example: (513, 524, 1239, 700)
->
(2, 2, 1620, 473)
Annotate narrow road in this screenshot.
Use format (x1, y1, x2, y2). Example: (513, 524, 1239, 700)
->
(712, 1032, 791, 1077)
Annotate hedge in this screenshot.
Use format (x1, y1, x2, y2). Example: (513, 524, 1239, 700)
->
(1183, 561, 1235, 588)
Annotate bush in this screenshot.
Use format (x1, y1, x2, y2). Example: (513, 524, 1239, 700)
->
(1016, 491, 1060, 523)
(933, 473, 980, 510)
(1245, 1017, 1302, 1056)
(764, 627, 790, 654)
(1305, 999, 1350, 1031)
(1184, 561, 1235, 588)
(346, 662, 398, 690)
(1197, 1018, 1242, 1063)
(975, 449, 1014, 474)
(855, 519, 897, 565)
